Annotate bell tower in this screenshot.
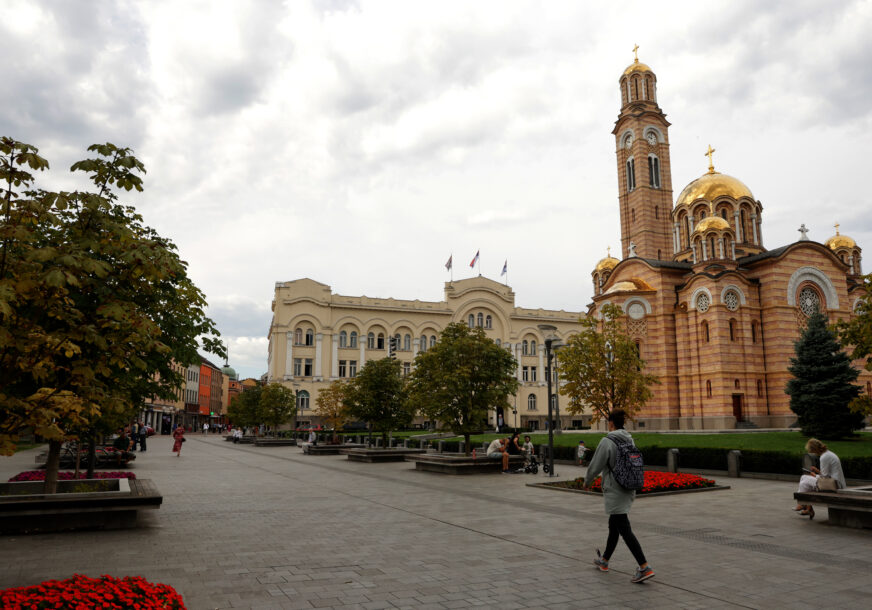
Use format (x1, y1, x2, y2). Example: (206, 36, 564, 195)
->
(612, 46, 675, 260)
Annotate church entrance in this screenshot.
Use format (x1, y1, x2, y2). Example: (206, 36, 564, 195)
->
(732, 394, 744, 422)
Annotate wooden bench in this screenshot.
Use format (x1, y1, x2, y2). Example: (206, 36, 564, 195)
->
(794, 486, 872, 529)
(303, 443, 366, 455)
(340, 448, 427, 462)
(254, 438, 297, 447)
(405, 453, 526, 474)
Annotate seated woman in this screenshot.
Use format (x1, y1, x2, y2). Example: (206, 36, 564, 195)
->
(796, 438, 846, 519)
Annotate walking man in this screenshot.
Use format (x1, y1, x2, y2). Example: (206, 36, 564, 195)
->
(583, 409, 654, 583)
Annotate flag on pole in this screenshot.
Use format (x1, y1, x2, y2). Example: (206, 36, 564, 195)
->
(445, 255, 452, 271)
(501, 260, 507, 276)
(469, 250, 480, 268)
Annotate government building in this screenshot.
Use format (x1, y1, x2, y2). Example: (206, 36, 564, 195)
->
(267, 50, 871, 431)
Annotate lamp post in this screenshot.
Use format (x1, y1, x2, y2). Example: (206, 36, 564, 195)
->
(538, 324, 564, 477)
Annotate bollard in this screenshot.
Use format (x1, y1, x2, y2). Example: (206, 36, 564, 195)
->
(403, 439, 408, 448)
(438, 440, 445, 453)
(459, 441, 465, 454)
(727, 450, 742, 477)
(666, 448, 680, 473)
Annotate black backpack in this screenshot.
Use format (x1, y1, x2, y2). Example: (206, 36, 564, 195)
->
(608, 435, 645, 490)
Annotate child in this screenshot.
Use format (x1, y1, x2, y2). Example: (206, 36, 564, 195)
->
(577, 440, 588, 466)
(523, 435, 534, 466)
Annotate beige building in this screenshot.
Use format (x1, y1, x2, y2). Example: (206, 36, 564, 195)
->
(268, 277, 584, 430)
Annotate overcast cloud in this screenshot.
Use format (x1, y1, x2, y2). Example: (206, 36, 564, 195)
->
(3, 0, 871, 379)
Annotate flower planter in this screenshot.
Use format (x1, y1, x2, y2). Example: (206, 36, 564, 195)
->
(531, 472, 730, 496)
(1, 574, 186, 609)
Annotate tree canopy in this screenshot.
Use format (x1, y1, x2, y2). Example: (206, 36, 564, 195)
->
(259, 383, 297, 434)
(226, 384, 263, 430)
(787, 311, 864, 439)
(0, 138, 224, 490)
(558, 303, 658, 425)
(343, 357, 410, 446)
(407, 323, 518, 454)
(315, 380, 350, 440)
(835, 274, 872, 419)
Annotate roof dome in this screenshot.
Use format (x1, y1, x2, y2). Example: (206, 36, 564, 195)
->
(623, 59, 653, 77)
(825, 226, 856, 250)
(221, 363, 237, 381)
(594, 249, 620, 273)
(693, 216, 731, 235)
(604, 277, 655, 295)
(676, 171, 754, 207)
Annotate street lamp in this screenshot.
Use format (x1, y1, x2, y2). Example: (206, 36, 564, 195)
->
(538, 324, 564, 477)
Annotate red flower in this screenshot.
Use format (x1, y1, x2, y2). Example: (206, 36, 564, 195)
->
(0, 575, 184, 609)
(568, 471, 716, 494)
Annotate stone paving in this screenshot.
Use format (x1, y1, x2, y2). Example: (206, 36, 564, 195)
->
(1, 435, 871, 609)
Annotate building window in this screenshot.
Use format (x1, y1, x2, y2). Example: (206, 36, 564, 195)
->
(701, 321, 710, 343)
(528, 394, 537, 410)
(297, 390, 309, 410)
(655, 205, 659, 219)
(403, 362, 411, 377)
(495, 338, 501, 347)
(522, 366, 530, 382)
(657, 249, 661, 259)
(631, 208, 636, 223)
(468, 314, 474, 328)
(485, 314, 492, 329)
(530, 340, 537, 355)
(430, 335, 437, 348)
(522, 340, 529, 355)
(724, 290, 740, 311)
(741, 209, 747, 241)
(305, 329, 314, 346)
(696, 293, 710, 313)
(706, 380, 712, 398)
(293, 358, 302, 376)
(349, 360, 357, 377)
(339, 331, 347, 348)
(294, 328, 303, 345)
(338, 360, 347, 377)
(798, 286, 822, 317)
(757, 380, 763, 397)
(729, 319, 736, 342)
(349, 331, 358, 348)
(530, 366, 537, 382)
(377, 333, 385, 350)
(626, 158, 636, 191)
(751, 321, 758, 344)
(648, 155, 660, 188)
(477, 312, 484, 327)
(721, 208, 727, 220)
(367, 332, 375, 349)
(404, 334, 411, 351)
(304, 358, 313, 376)
(420, 335, 427, 352)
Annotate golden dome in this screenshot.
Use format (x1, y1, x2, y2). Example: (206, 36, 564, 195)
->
(594, 252, 620, 273)
(676, 171, 754, 207)
(693, 216, 731, 235)
(604, 277, 655, 294)
(623, 59, 653, 77)
(825, 225, 856, 250)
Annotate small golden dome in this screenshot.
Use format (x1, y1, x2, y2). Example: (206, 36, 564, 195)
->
(693, 216, 731, 235)
(623, 59, 653, 77)
(595, 255, 620, 273)
(604, 277, 655, 295)
(825, 225, 856, 250)
(676, 171, 754, 207)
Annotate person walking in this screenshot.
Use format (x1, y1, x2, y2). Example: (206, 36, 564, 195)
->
(138, 420, 147, 452)
(172, 424, 186, 457)
(583, 409, 654, 584)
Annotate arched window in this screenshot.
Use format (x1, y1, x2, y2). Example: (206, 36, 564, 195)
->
(701, 321, 710, 343)
(394, 333, 401, 350)
(798, 285, 822, 317)
(657, 249, 661, 259)
(741, 209, 747, 242)
(349, 331, 357, 348)
(339, 331, 347, 348)
(522, 340, 529, 355)
(626, 158, 636, 191)
(305, 329, 314, 346)
(648, 155, 660, 188)
(706, 380, 712, 398)
(734, 379, 740, 389)
(296, 390, 310, 410)
(403, 334, 411, 351)
(294, 328, 302, 345)
(720, 208, 727, 220)
(468, 314, 474, 328)
(485, 315, 492, 329)
(495, 338, 501, 347)
(528, 394, 537, 410)
(530, 340, 537, 355)
(430, 335, 437, 348)
(655, 205, 659, 219)
(729, 320, 736, 342)
(377, 333, 384, 350)
(367, 332, 375, 349)
(710, 237, 716, 259)
(420, 335, 427, 352)
(477, 312, 484, 328)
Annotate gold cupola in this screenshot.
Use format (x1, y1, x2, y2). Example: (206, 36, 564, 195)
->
(824, 224, 856, 250)
(677, 144, 754, 206)
(592, 247, 621, 296)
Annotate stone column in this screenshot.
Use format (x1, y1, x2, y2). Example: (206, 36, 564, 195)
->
(537, 343, 545, 385)
(314, 333, 323, 380)
(733, 211, 742, 242)
(701, 240, 708, 261)
(412, 337, 420, 358)
(849, 254, 855, 275)
(673, 223, 680, 253)
(285, 332, 294, 379)
(513, 344, 522, 381)
(359, 338, 366, 368)
(331, 334, 339, 378)
(718, 238, 725, 259)
(751, 214, 759, 245)
(687, 217, 694, 248)
(731, 242, 736, 260)
(691, 244, 697, 264)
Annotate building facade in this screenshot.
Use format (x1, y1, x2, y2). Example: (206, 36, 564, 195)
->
(589, 51, 871, 429)
(268, 277, 584, 429)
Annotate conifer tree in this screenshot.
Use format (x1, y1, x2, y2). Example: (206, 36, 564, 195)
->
(786, 311, 864, 439)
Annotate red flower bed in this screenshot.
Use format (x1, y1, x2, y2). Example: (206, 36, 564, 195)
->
(8, 471, 136, 482)
(560, 471, 716, 493)
(1, 574, 185, 609)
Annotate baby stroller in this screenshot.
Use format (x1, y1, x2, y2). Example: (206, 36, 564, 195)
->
(521, 452, 539, 474)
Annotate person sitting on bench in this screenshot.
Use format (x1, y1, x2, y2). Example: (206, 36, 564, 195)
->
(486, 437, 510, 471)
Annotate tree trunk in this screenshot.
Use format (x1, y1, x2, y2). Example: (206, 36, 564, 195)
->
(43, 439, 62, 494)
(464, 433, 471, 456)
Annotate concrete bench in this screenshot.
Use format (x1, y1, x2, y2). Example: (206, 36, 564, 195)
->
(405, 453, 526, 474)
(254, 438, 297, 447)
(340, 448, 427, 462)
(794, 486, 872, 529)
(303, 443, 366, 455)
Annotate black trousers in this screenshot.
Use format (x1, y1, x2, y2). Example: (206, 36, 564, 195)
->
(603, 513, 647, 565)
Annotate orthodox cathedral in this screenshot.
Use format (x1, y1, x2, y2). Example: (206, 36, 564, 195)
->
(590, 49, 871, 429)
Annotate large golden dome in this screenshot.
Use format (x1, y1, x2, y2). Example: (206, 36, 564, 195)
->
(623, 59, 653, 77)
(825, 227, 856, 250)
(676, 171, 754, 207)
(604, 277, 655, 294)
(693, 216, 731, 235)
(595, 254, 620, 272)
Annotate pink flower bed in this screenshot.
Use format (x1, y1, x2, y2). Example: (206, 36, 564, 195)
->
(1, 574, 185, 609)
(8, 471, 136, 482)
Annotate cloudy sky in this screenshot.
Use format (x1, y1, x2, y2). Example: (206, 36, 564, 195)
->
(4, 0, 871, 379)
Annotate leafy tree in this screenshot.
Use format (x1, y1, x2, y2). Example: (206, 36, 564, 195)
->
(315, 380, 350, 442)
(407, 323, 518, 455)
(259, 383, 296, 436)
(835, 274, 872, 419)
(344, 357, 410, 447)
(227, 384, 263, 431)
(787, 311, 864, 439)
(559, 303, 658, 425)
(0, 138, 223, 492)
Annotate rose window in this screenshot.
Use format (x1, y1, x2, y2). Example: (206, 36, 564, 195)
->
(799, 287, 821, 317)
(696, 293, 710, 312)
(724, 290, 739, 312)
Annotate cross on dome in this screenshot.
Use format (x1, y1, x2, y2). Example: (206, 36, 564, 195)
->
(705, 145, 716, 174)
(834, 222, 840, 235)
(632, 44, 639, 62)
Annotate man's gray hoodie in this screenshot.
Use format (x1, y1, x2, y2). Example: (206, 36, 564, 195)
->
(585, 429, 636, 515)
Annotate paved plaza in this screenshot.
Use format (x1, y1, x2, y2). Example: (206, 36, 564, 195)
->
(1, 435, 871, 609)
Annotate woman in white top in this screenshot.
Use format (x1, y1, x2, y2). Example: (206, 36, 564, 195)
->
(796, 438, 846, 519)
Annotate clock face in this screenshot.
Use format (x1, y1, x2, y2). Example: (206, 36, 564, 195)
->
(646, 132, 657, 145)
(624, 134, 634, 149)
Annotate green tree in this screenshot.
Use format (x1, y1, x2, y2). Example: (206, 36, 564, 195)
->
(407, 323, 518, 455)
(343, 357, 410, 447)
(0, 138, 223, 492)
(259, 383, 296, 436)
(227, 385, 263, 431)
(787, 311, 864, 439)
(835, 274, 872, 419)
(315, 380, 350, 443)
(559, 303, 658, 425)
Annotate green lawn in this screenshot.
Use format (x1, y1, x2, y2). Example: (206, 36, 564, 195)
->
(439, 431, 872, 457)
(12, 443, 44, 453)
